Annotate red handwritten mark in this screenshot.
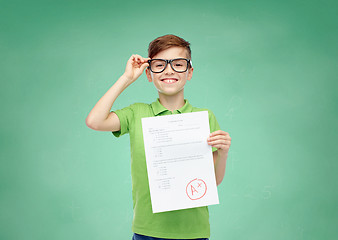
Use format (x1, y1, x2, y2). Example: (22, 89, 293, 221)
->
(186, 179, 207, 200)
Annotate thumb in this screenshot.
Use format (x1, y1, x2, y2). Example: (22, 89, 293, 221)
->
(140, 62, 149, 72)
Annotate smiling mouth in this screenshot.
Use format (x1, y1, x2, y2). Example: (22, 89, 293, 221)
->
(161, 78, 178, 83)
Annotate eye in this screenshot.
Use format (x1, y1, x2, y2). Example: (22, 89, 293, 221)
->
(151, 60, 166, 68)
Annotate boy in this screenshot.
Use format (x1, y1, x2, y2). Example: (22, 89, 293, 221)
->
(86, 35, 231, 240)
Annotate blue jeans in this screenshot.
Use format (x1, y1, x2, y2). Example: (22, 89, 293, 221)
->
(132, 233, 209, 240)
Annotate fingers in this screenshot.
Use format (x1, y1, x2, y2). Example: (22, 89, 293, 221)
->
(209, 130, 230, 137)
(207, 130, 231, 151)
(124, 55, 150, 81)
(127, 55, 150, 74)
(208, 134, 231, 141)
(207, 139, 231, 151)
(130, 54, 150, 65)
(207, 138, 231, 146)
(208, 139, 231, 147)
(208, 131, 231, 141)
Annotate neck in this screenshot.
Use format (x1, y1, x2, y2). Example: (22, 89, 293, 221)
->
(158, 91, 185, 112)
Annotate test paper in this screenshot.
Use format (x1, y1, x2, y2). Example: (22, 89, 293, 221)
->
(142, 111, 219, 213)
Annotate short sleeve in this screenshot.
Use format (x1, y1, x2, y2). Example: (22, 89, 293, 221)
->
(208, 110, 221, 152)
(111, 104, 135, 137)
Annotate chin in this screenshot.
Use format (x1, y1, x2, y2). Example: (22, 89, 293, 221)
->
(158, 89, 185, 97)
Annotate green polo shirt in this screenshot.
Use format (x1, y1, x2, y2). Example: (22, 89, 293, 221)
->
(112, 99, 220, 239)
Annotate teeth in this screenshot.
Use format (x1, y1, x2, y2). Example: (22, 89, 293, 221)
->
(163, 79, 176, 83)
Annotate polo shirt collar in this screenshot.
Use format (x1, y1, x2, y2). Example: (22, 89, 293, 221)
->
(151, 98, 193, 116)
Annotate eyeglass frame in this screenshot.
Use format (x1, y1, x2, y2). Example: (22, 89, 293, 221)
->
(147, 58, 193, 73)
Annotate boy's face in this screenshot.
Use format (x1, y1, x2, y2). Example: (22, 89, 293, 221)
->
(146, 47, 193, 97)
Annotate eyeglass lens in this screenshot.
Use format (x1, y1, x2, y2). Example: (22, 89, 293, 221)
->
(150, 59, 188, 73)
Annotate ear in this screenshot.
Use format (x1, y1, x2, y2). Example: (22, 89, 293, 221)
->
(187, 67, 194, 81)
(145, 68, 152, 82)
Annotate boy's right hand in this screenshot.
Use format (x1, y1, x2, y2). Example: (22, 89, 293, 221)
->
(122, 54, 150, 84)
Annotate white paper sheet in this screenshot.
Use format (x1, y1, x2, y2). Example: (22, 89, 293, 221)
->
(142, 111, 219, 213)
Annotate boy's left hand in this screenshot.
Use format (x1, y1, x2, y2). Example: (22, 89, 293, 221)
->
(207, 130, 231, 155)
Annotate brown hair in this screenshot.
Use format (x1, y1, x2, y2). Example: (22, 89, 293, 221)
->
(148, 34, 191, 59)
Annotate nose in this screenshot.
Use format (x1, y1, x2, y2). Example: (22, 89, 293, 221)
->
(163, 62, 175, 74)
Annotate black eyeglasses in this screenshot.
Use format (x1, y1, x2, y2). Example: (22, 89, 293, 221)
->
(148, 58, 192, 73)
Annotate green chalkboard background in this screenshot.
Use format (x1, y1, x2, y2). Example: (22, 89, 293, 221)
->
(1, 0, 337, 239)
